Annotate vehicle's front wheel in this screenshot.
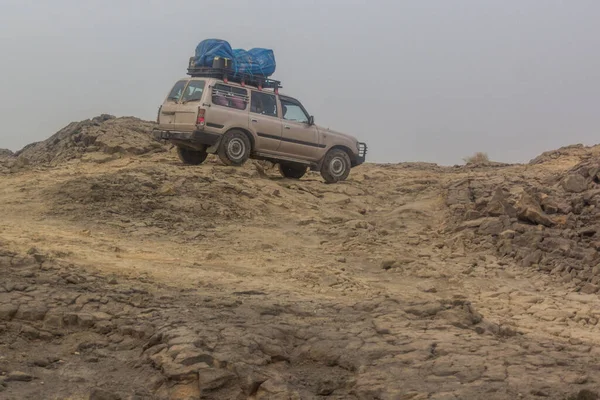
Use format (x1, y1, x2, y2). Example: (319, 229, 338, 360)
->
(218, 130, 251, 166)
(320, 149, 351, 183)
(177, 146, 208, 165)
(278, 163, 307, 179)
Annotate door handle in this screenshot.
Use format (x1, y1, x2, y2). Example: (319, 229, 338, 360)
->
(284, 125, 291, 129)
(163, 111, 175, 115)
(251, 119, 258, 123)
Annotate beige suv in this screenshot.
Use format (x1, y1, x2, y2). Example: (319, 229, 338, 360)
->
(152, 71, 367, 183)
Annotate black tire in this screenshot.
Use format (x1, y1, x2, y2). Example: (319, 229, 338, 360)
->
(320, 149, 351, 183)
(278, 163, 307, 179)
(177, 146, 208, 165)
(218, 130, 251, 166)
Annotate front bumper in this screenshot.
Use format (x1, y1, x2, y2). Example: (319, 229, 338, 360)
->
(152, 129, 221, 146)
(355, 142, 367, 165)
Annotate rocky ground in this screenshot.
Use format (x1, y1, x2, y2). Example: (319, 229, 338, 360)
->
(1, 117, 600, 399)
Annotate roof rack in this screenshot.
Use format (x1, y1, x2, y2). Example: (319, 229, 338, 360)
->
(186, 66, 282, 91)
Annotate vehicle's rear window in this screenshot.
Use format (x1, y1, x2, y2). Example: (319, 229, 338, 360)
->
(212, 84, 248, 110)
(181, 80, 205, 103)
(167, 80, 187, 102)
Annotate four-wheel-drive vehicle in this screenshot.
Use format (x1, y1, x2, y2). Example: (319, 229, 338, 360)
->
(152, 68, 367, 183)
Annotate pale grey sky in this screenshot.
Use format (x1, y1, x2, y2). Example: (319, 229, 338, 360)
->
(1, 0, 599, 165)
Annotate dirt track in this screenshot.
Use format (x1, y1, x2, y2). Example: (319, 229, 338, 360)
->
(1, 119, 600, 399)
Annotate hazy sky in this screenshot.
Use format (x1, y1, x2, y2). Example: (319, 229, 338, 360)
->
(1, 0, 599, 165)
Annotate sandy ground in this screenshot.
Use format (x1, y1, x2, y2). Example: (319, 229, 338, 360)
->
(1, 144, 600, 399)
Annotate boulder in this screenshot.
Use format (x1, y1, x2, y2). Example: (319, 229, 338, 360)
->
(521, 250, 543, 268)
(485, 188, 516, 217)
(499, 230, 516, 239)
(538, 237, 574, 254)
(477, 218, 505, 236)
(198, 368, 236, 392)
(464, 210, 482, 220)
(6, 371, 33, 382)
(0, 304, 18, 321)
(14, 303, 48, 321)
(562, 174, 588, 193)
(446, 181, 472, 206)
(515, 191, 555, 227)
(581, 284, 599, 294)
(540, 196, 570, 214)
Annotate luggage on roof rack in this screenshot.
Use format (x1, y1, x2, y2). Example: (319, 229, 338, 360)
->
(192, 39, 277, 78)
(187, 59, 282, 90)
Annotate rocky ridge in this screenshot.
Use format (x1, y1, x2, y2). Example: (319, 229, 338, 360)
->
(4, 115, 166, 171)
(447, 152, 600, 295)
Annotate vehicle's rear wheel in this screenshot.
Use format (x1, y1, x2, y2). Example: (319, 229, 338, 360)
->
(218, 130, 251, 166)
(278, 163, 307, 179)
(177, 146, 208, 165)
(320, 149, 351, 183)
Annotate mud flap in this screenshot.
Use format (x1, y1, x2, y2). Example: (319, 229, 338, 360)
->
(313, 157, 325, 171)
(206, 138, 222, 154)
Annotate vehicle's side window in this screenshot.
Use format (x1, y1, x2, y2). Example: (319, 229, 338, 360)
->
(167, 80, 187, 102)
(251, 92, 278, 118)
(211, 84, 248, 110)
(280, 98, 309, 124)
(181, 80, 205, 103)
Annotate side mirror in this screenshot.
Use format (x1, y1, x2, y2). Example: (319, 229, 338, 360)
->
(308, 116, 314, 126)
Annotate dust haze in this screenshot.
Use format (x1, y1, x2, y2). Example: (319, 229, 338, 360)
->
(2, 0, 600, 164)
(3, 2, 600, 400)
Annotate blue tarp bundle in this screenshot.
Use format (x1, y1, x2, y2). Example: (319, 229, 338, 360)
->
(194, 39, 233, 67)
(193, 39, 276, 77)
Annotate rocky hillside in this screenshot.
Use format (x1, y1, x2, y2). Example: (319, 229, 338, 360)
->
(11, 114, 166, 168)
(447, 152, 600, 295)
(1, 118, 600, 400)
(529, 143, 600, 165)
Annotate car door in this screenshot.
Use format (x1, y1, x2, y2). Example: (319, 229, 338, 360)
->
(158, 79, 188, 130)
(277, 96, 322, 161)
(173, 79, 207, 132)
(248, 90, 282, 152)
